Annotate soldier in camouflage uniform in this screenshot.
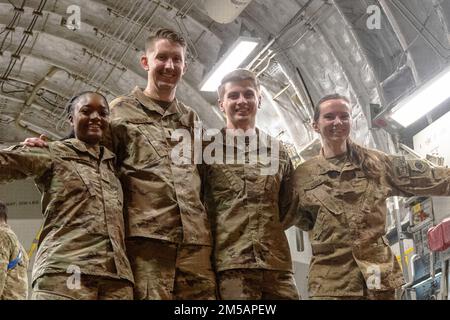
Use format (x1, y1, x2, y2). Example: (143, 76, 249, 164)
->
(0, 92, 134, 300)
(23, 29, 216, 300)
(0, 201, 29, 300)
(289, 94, 450, 299)
(202, 69, 300, 299)
(105, 28, 215, 300)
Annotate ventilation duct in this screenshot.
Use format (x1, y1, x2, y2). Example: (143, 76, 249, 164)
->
(202, 0, 253, 24)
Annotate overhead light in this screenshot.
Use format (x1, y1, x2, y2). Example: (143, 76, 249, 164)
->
(390, 66, 450, 127)
(200, 37, 259, 92)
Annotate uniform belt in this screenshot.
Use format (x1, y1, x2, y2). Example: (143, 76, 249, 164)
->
(311, 237, 389, 255)
(310, 243, 348, 255)
(7, 250, 22, 271)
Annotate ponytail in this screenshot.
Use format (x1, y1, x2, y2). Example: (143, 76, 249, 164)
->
(347, 139, 386, 180)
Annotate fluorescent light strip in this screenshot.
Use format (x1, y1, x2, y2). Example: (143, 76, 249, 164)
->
(390, 66, 450, 127)
(200, 38, 259, 92)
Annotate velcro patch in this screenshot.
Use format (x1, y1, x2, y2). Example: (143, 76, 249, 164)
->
(393, 157, 409, 178)
(409, 160, 428, 174)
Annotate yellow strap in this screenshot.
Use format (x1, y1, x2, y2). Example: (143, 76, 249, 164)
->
(28, 225, 42, 257)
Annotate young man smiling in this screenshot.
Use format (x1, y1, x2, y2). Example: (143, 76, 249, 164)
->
(201, 69, 300, 300)
(106, 28, 216, 300)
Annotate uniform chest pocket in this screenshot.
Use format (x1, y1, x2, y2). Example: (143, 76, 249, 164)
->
(168, 123, 196, 163)
(136, 124, 169, 158)
(304, 178, 343, 216)
(335, 171, 369, 204)
(305, 182, 343, 241)
(60, 157, 97, 196)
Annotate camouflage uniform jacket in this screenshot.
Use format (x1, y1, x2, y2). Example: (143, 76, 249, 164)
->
(291, 148, 450, 297)
(0, 139, 133, 285)
(0, 224, 29, 299)
(107, 86, 211, 245)
(202, 129, 296, 272)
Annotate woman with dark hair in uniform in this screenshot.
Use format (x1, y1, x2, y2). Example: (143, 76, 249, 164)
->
(0, 91, 133, 299)
(289, 94, 450, 300)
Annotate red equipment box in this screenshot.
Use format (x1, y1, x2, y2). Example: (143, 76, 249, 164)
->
(427, 218, 450, 252)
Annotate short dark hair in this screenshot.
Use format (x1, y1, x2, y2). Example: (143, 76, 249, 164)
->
(63, 91, 108, 140)
(65, 91, 108, 118)
(313, 93, 350, 122)
(145, 28, 187, 53)
(0, 201, 7, 222)
(217, 69, 260, 100)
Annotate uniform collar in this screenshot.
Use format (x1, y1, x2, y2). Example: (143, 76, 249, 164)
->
(132, 86, 179, 118)
(65, 138, 115, 161)
(316, 148, 359, 174)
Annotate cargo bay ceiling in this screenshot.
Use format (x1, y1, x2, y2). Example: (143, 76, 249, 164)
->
(1, 0, 450, 159)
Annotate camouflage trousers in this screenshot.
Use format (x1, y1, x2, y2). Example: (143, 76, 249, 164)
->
(0, 265, 29, 300)
(311, 286, 396, 300)
(31, 273, 133, 300)
(126, 237, 217, 300)
(217, 269, 300, 300)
